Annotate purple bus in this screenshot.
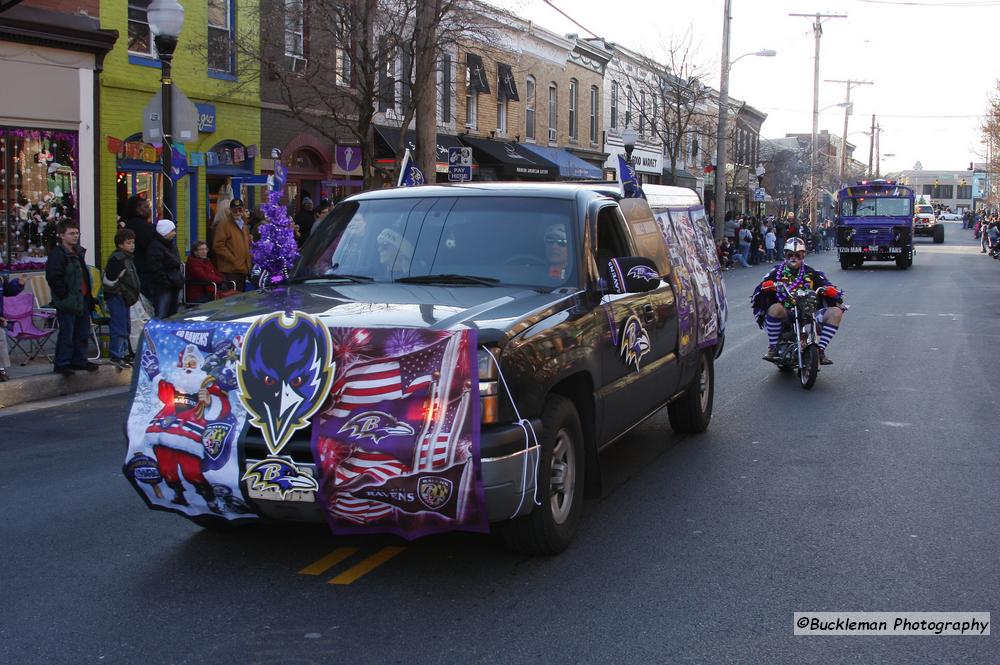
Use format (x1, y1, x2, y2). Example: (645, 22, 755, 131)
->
(836, 180, 915, 270)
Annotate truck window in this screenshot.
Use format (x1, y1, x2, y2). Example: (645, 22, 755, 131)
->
(595, 206, 630, 279)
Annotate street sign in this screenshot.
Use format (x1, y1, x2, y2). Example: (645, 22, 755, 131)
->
(753, 187, 766, 202)
(142, 86, 200, 144)
(448, 146, 472, 181)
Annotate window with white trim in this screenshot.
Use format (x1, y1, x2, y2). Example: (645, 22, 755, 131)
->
(625, 85, 633, 129)
(334, 12, 352, 87)
(569, 79, 578, 140)
(438, 53, 452, 123)
(497, 96, 507, 134)
(610, 81, 619, 130)
(548, 83, 557, 142)
(525, 76, 536, 140)
(590, 86, 598, 143)
(128, 0, 155, 57)
(208, 0, 236, 75)
(639, 89, 646, 136)
(284, 0, 306, 73)
(466, 88, 478, 128)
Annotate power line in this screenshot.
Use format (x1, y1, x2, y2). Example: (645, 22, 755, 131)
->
(755, 107, 985, 118)
(540, 0, 600, 38)
(858, 0, 1000, 6)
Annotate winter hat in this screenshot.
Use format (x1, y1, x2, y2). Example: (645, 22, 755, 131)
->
(156, 219, 176, 236)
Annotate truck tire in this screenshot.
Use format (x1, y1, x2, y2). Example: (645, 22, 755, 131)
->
(896, 255, 911, 269)
(667, 351, 715, 433)
(494, 395, 584, 555)
(840, 255, 852, 270)
(933, 225, 945, 243)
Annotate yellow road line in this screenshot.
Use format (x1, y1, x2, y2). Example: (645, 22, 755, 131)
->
(298, 547, 360, 576)
(328, 546, 406, 585)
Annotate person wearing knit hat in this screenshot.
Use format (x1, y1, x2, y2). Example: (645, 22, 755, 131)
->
(147, 218, 183, 318)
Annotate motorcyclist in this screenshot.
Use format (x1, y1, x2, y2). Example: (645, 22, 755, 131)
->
(751, 237, 846, 365)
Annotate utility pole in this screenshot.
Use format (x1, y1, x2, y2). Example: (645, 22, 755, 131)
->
(867, 113, 876, 177)
(713, 0, 732, 242)
(825, 78, 872, 186)
(790, 12, 845, 230)
(875, 121, 882, 178)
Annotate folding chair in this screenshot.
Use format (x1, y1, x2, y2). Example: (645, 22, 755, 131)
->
(3, 291, 57, 365)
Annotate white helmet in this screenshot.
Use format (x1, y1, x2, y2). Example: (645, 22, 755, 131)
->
(783, 237, 806, 254)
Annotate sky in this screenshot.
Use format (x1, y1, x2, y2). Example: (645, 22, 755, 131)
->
(490, 0, 1000, 173)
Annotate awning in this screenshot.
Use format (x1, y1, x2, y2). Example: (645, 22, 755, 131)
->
(374, 125, 476, 174)
(662, 166, 699, 188)
(466, 53, 490, 93)
(459, 136, 558, 180)
(520, 144, 602, 180)
(497, 62, 519, 101)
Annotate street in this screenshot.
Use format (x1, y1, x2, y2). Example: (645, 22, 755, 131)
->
(2, 227, 997, 665)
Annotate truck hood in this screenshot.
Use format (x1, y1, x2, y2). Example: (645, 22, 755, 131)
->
(172, 283, 579, 345)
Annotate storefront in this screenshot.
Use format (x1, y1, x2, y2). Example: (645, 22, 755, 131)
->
(375, 126, 479, 183)
(520, 144, 602, 180)
(459, 136, 557, 181)
(602, 138, 663, 185)
(0, 6, 116, 270)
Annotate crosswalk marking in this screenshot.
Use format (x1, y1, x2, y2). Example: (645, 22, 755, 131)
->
(298, 547, 359, 576)
(328, 546, 406, 585)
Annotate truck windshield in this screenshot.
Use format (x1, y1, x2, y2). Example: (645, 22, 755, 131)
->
(840, 197, 913, 217)
(296, 196, 578, 288)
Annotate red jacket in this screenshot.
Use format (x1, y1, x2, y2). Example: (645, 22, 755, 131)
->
(185, 255, 233, 303)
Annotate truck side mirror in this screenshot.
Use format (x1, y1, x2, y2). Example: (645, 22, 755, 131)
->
(607, 257, 660, 294)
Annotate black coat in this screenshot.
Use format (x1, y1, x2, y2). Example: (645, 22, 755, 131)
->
(146, 234, 184, 291)
(45, 243, 93, 314)
(124, 215, 156, 282)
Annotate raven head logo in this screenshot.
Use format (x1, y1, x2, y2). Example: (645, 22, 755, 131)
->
(627, 265, 659, 283)
(620, 315, 650, 371)
(241, 456, 318, 499)
(338, 411, 415, 444)
(238, 311, 335, 455)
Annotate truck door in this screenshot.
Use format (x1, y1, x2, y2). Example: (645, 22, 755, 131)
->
(592, 204, 677, 442)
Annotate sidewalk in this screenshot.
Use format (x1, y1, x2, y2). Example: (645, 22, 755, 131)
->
(0, 354, 132, 410)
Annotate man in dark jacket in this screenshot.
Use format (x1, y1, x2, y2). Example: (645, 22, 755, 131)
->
(147, 219, 184, 318)
(123, 195, 156, 299)
(45, 220, 98, 375)
(293, 196, 315, 247)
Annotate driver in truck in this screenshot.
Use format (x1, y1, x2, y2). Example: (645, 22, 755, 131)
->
(751, 238, 847, 366)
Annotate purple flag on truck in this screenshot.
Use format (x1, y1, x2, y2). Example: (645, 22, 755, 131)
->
(311, 328, 486, 538)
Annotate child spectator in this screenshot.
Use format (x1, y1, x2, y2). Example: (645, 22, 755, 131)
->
(0, 273, 27, 381)
(45, 220, 97, 376)
(765, 226, 776, 262)
(103, 229, 141, 369)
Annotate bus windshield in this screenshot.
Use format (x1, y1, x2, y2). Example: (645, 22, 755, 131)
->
(840, 197, 913, 218)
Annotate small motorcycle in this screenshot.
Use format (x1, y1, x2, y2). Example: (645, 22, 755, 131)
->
(768, 285, 822, 390)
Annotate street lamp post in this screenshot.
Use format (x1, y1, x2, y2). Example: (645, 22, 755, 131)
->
(714, 0, 774, 240)
(148, 0, 185, 223)
(622, 127, 637, 166)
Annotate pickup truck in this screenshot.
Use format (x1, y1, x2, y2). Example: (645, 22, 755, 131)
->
(123, 182, 726, 554)
(913, 199, 945, 243)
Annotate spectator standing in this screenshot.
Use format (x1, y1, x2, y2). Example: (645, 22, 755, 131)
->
(186, 240, 237, 303)
(45, 220, 98, 375)
(0, 273, 27, 381)
(123, 195, 155, 299)
(738, 223, 752, 265)
(102, 229, 141, 369)
(147, 219, 183, 318)
(776, 213, 789, 252)
(765, 226, 776, 262)
(293, 196, 316, 246)
(212, 198, 252, 291)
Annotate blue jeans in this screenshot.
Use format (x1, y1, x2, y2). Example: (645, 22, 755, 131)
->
(733, 252, 750, 268)
(55, 309, 90, 369)
(106, 294, 130, 361)
(152, 288, 179, 319)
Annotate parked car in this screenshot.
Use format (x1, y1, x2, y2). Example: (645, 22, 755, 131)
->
(938, 212, 962, 222)
(122, 182, 726, 555)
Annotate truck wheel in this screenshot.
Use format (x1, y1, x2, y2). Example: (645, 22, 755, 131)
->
(668, 351, 715, 433)
(494, 395, 584, 555)
(896, 256, 911, 269)
(840, 255, 852, 270)
(933, 225, 945, 243)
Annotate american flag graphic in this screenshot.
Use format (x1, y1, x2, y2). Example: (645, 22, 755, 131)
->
(334, 450, 410, 485)
(415, 399, 458, 470)
(327, 337, 449, 418)
(331, 496, 394, 524)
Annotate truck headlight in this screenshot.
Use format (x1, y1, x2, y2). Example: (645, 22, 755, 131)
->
(478, 347, 499, 424)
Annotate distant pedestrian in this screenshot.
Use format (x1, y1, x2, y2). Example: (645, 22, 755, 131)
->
(45, 220, 98, 375)
(123, 195, 156, 299)
(765, 227, 776, 262)
(103, 228, 141, 369)
(293, 196, 316, 246)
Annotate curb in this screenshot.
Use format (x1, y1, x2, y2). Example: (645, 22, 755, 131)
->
(0, 365, 132, 409)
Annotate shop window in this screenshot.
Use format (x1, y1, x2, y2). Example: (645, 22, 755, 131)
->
(208, 0, 236, 77)
(0, 129, 79, 270)
(128, 0, 155, 57)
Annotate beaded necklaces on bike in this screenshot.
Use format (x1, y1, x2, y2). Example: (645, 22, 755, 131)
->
(775, 261, 807, 307)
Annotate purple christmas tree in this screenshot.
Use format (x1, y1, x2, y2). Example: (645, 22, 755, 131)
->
(251, 190, 300, 285)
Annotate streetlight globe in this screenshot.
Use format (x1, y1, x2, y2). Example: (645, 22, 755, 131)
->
(622, 128, 638, 151)
(756, 49, 777, 57)
(148, 0, 185, 38)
